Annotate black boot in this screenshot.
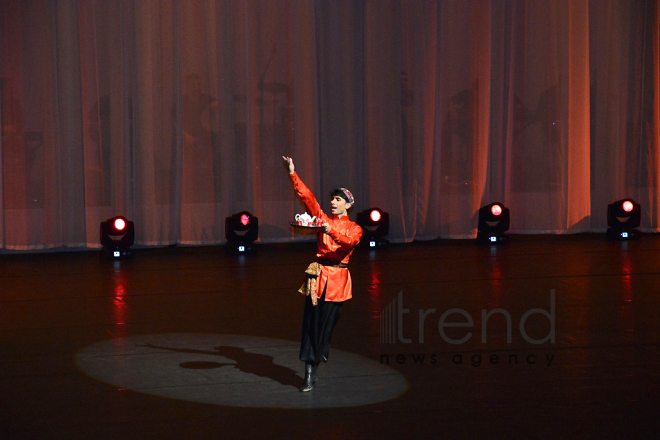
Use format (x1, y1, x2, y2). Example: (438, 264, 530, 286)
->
(300, 362, 318, 392)
(311, 362, 318, 385)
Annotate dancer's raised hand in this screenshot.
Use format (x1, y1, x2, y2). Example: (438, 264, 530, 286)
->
(282, 156, 295, 174)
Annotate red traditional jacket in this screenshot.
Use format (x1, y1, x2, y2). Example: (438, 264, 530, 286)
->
(290, 171, 362, 302)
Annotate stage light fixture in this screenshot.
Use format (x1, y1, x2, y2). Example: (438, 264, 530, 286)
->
(357, 208, 389, 248)
(607, 198, 641, 240)
(225, 211, 259, 253)
(477, 202, 510, 244)
(100, 215, 135, 258)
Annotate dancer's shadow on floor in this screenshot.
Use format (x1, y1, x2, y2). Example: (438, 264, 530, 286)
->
(136, 343, 301, 389)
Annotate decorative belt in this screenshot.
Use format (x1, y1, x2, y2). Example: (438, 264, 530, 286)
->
(317, 258, 348, 268)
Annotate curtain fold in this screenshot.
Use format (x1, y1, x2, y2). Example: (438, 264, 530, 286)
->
(0, 0, 659, 249)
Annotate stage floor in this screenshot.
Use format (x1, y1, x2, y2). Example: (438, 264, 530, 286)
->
(1, 234, 659, 439)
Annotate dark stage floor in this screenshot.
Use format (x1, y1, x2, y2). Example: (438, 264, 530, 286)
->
(1, 234, 659, 439)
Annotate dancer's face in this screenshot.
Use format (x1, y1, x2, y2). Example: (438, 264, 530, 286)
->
(330, 196, 350, 217)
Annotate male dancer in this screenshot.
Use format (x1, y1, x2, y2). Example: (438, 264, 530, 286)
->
(282, 156, 363, 392)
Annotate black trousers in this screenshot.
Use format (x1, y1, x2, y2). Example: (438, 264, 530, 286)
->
(299, 286, 343, 363)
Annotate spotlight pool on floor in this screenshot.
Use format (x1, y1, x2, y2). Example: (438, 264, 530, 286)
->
(75, 333, 408, 409)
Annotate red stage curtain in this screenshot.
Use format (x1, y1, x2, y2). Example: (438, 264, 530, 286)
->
(0, 0, 658, 249)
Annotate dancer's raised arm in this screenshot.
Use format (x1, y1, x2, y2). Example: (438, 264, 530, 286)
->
(283, 156, 326, 221)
